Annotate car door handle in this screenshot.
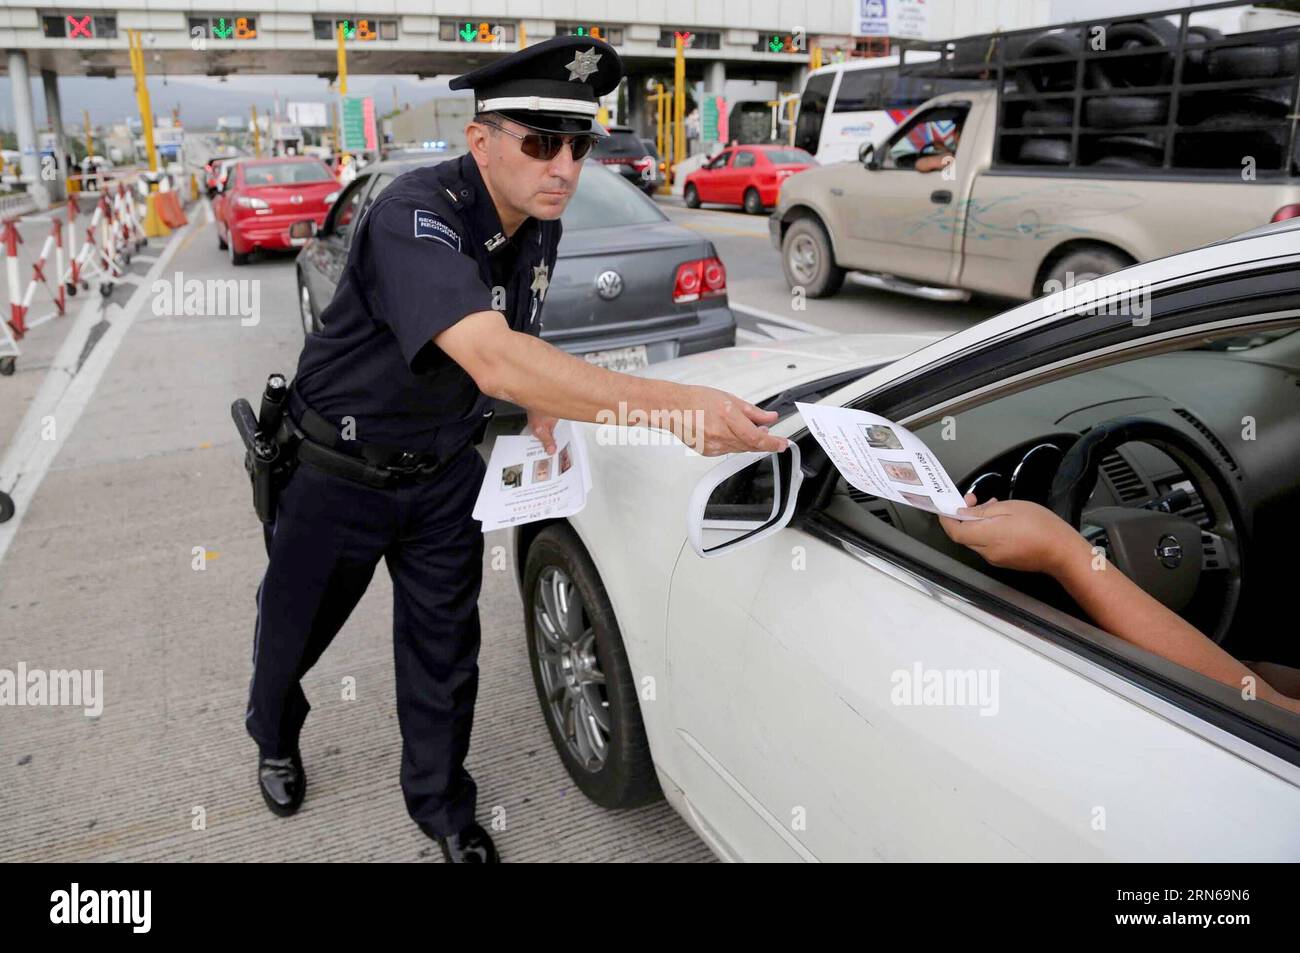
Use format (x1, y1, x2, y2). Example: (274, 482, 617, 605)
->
(830, 187, 844, 196)
(930, 190, 952, 204)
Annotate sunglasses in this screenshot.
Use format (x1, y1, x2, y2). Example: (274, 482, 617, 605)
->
(477, 118, 597, 161)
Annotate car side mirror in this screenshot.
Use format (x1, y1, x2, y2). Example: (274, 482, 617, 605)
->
(686, 443, 802, 558)
(859, 142, 879, 169)
(289, 219, 317, 241)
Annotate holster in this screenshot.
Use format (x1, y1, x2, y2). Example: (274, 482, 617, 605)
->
(231, 377, 299, 524)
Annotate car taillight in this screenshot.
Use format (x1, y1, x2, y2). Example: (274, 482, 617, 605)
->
(235, 196, 268, 209)
(633, 156, 653, 173)
(1271, 204, 1300, 222)
(673, 257, 726, 303)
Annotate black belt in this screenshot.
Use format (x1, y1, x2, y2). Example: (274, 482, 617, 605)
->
(283, 388, 485, 490)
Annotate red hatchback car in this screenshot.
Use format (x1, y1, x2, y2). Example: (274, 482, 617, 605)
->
(216, 157, 340, 265)
(683, 144, 816, 214)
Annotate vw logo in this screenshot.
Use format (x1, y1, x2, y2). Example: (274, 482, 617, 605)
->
(595, 270, 623, 300)
(1155, 534, 1183, 569)
(289, 194, 304, 204)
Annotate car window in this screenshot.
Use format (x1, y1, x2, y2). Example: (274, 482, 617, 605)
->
(765, 148, 816, 165)
(733, 151, 756, 169)
(240, 160, 334, 185)
(562, 164, 666, 230)
(707, 150, 732, 170)
(591, 130, 648, 159)
(360, 174, 393, 217)
(833, 69, 884, 112)
(885, 107, 967, 169)
(331, 177, 372, 241)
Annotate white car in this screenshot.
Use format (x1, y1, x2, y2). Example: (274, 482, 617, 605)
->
(510, 218, 1300, 861)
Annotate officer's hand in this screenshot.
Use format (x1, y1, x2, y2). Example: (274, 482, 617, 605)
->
(681, 385, 787, 456)
(527, 410, 559, 455)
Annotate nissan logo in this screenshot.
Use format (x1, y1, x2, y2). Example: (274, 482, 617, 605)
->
(595, 270, 623, 300)
(1155, 534, 1183, 569)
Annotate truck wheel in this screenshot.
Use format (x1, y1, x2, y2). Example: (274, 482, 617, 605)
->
(684, 183, 700, 208)
(743, 187, 763, 215)
(782, 217, 844, 298)
(523, 524, 663, 810)
(1040, 246, 1131, 298)
(1084, 95, 1168, 128)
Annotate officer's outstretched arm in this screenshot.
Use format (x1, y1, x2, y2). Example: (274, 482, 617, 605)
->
(434, 310, 786, 456)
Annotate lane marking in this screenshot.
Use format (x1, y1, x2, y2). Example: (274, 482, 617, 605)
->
(0, 218, 196, 565)
(730, 302, 826, 336)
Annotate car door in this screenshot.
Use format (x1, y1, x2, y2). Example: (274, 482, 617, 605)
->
(849, 98, 984, 286)
(696, 150, 731, 203)
(667, 246, 1300, 861)
(730, 149, 757, 205)
(309, 173, 372, 300)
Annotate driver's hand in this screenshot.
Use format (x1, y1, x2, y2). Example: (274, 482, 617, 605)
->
(939, 494, 1091, 576)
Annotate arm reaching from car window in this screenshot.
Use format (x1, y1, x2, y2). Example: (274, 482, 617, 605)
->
(939, 494, 1300, 717)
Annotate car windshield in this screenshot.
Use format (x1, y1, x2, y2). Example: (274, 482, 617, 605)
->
(562, 165, 665, 230)
(591, 131, 647, 158)
(764, 148, 815, 164)
(242, 161, 333, 186)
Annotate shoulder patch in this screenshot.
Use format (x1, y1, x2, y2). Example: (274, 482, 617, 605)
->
(413, 209, 461, 252)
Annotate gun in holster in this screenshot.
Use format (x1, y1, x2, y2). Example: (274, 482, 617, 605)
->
(231, 373, 296, 524)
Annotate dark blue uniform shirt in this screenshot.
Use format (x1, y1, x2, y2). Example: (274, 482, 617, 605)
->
(294, 153, 561, 452)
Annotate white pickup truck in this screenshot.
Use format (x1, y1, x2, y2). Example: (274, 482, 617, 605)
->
(772, 14, 1300, 302)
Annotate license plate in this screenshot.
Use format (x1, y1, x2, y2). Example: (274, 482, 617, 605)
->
(582, 344, 649, 372)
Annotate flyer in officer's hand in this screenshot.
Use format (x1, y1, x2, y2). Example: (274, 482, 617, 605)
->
(795, 402, 981, 521)
(473, 419, 592, 532)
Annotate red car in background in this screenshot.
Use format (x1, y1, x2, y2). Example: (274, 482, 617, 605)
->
(215, 157, 339, 265)
(683, 144, 817, 214)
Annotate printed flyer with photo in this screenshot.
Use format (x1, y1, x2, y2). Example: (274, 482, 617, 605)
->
(473, 419, 592, 532)
(795, 402, 980, 520)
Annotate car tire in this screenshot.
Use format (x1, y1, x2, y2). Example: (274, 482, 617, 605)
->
(1084, 95, 1168, 128)
(1017, 137, 1072, 165)
(1022, 104, 1073, 127)
(229, 235, 248, 266)
(217, 226, 227, 251)
(782, 216, 845, 298)
(298, 278, 319, 335)
(523, 524, 662, 810)
(1207, 43, 1289, 80)
(743, 187, 763, 214)
(1039, 245, 1131, 297)
(684, 183, 700, 208)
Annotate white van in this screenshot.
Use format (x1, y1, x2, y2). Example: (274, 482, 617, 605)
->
(794, 52, 987, 163)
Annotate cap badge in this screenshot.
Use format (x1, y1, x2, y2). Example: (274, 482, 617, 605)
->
(565, 48, 601, 83)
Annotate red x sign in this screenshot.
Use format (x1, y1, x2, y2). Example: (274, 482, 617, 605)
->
(66, 15, 92, 38)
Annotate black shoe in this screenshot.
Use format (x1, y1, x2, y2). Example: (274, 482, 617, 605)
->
(422, 821, 499, 863)
(258, 750, 306, 817)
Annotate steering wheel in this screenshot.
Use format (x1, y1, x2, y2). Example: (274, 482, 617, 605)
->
(1045, 416, 1248, 644)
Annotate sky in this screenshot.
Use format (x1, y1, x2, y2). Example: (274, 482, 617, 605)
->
(0, 72, 468, 132)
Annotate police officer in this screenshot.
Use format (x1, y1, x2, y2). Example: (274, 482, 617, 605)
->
(244, 34, 786, 863)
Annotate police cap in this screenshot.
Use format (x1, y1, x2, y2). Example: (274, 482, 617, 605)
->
(450, 34, 623, 136)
